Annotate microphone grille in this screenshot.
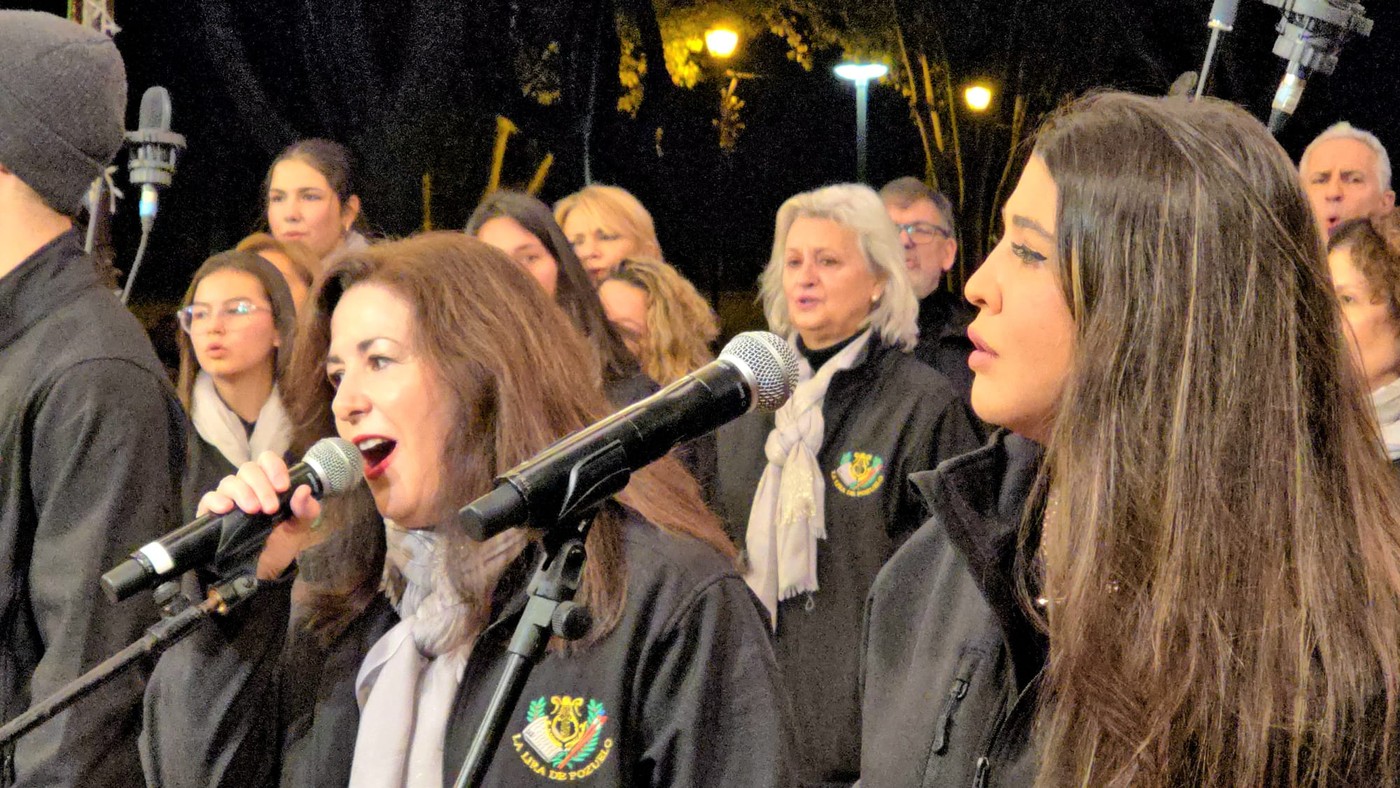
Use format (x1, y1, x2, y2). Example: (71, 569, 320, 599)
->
(720, 331, 800, 413)
(305, 437, 365, 495)
(138, 86, 173, 130)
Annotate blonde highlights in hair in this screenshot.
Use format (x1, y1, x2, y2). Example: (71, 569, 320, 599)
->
(603, 257, 718, 385)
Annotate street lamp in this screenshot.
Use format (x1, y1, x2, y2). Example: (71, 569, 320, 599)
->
(834, 62, 889, 183)
(705, 26, 739, 59)
(964, 83, 993, 112)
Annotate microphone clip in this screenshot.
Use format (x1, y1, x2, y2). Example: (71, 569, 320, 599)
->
(125, 126, 186, 194)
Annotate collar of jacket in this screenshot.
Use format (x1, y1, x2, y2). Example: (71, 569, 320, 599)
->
(0, 230, 97, 349)
(826, 330, 891, 376)
(909, 429, 1049, 685)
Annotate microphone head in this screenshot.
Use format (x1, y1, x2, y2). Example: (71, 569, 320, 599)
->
(305, 437, 365, 495)
(138, 86, 173, 131)
(719, 331, 800, 413)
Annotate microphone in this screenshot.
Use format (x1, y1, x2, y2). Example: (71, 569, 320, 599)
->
(101, 438, 363, 603)
(1262, 0, 1373, 135)
(459, 331, 800, 541)
(125, 86, 186, 227)
(119, 86, 187, 304)
(1193, 0, 1238, 99)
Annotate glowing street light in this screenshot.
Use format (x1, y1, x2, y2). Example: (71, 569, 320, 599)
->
(834, 62, 889, 183)
(964, 83, 993, 112)
(705, 26, 739, 59)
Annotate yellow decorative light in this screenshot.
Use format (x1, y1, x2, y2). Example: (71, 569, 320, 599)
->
(705, 27, 739, 59)
(964, 84, 993, 112)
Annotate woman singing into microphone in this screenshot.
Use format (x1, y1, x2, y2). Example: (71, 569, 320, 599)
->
(141, 233, 796, 787)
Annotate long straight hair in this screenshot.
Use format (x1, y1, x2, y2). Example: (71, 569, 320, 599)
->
(467, 190, 644, 391)
(283, 232, 732, 645)
(1031, 93, 1400, 786)
(175, 249, 297, 412)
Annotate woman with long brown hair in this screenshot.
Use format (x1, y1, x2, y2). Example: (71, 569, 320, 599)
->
(173, 250, 298, 519)
(861, 92, 1400, 786)
(142, 233, 795, 787)
(468, 190, 656, 407)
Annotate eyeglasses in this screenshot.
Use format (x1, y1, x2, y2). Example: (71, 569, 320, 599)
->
(177, 299, 272, 333)
(895, 222, 953, 244)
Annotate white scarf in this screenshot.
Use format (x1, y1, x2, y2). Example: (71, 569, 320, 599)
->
(743, 329, 872, 628)
(349, 523, 527, 788)
(1373, 377, 1400, 460)
(190, 372, 291, 467)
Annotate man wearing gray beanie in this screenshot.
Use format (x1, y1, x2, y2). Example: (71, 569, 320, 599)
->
(0, 11, 185, 787)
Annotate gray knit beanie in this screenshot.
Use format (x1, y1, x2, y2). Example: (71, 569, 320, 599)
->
(0, 11, 128, 216)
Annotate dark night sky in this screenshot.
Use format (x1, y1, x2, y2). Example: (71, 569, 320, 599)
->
(9, 0, 1400, 345)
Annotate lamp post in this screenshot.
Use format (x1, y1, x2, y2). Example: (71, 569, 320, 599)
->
(834, 62, 889, 183)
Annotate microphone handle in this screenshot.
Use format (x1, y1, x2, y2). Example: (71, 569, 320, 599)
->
(100, 462, 324, 603)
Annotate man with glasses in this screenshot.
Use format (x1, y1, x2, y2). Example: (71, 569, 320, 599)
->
(0, 13, 184, 785)
(880, 176, 976, 399)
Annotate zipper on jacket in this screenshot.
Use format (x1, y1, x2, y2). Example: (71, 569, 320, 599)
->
(932, 653, 980, 755)
(972, 756, 989, 788)
(973, 667, 1044, 788)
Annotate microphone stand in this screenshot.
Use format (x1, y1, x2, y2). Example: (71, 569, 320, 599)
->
(0, 575, 258, 750)
(451, 509, 600, 788)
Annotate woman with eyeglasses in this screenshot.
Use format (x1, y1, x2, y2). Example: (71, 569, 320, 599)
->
(174, 250, 298, 519)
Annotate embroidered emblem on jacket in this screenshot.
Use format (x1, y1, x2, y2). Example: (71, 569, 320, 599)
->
(831, 450, 886, 496)
(512, 695, 614, 780)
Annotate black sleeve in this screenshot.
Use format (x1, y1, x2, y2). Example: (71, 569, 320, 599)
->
(635, 577, 799, 787)
(140, 578, 293, 788)
(15, 360, 184, 787)
(889, 393, 983, 541)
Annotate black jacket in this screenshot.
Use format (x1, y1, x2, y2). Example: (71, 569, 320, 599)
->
(0, 231, 185, 787)
(913, 289, 976, 401)
(860, 431, 1046, 788)
(181, 431, 237, 521)
(141, 505, 799, 787)
(714, 338, 984, 787)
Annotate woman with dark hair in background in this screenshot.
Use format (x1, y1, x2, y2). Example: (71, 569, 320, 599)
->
(862, 92, 1400, 787)
(468, 190, 656, 407)
(265, 138, 369, 268)
(174, 250, 297, 519)
(1329, 210, 1400, 470)
(142, 233, 796, 788)
(714, 183, 982, 787)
